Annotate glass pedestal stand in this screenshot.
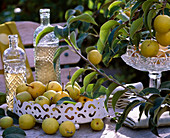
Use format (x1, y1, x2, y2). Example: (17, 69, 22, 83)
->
(121, 45, 170, 88)
(149, 71, 161, 88)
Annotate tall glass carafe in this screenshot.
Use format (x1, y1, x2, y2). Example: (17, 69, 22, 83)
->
(33, 9, 60, 85)
(3, 35, 26, 110)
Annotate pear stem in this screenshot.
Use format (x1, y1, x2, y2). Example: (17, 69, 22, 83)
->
(26, 84, 34, 89)
(69, 69, 71, 81)
(62, 83, 64, 91)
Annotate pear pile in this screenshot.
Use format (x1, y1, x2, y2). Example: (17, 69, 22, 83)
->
(15, 80, 93, 107)
(154, 15, 170, 46)
(1, 81, 105, 136)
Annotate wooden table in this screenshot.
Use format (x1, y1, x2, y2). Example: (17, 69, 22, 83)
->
(0, 108, 169, 138)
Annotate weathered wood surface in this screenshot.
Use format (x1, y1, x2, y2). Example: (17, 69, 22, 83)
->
(15, 21, 65, 46)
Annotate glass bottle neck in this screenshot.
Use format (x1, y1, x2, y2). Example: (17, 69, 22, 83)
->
(9, 37, 18, 49)
(40, 16, 50, 26)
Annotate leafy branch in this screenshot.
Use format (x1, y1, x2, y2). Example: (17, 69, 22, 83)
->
(66, 36, 154, 104)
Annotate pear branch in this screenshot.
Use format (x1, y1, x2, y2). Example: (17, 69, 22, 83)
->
(66, 38, 153, 104)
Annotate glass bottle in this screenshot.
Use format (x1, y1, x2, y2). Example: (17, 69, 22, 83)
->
(33, 8, 60, 85)
(3, 35, 27, 110)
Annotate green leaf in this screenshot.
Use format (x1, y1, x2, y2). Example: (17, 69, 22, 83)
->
(116, 13, 129, 22)
(53, 46, 69, 71)
(112, 39, 128, 58)
(130, 32, 141, 47)
(156, 106, 170, 122)
(80, 84, 107, 99)
(147, 9, 156, 34)
(139, 87, 160, 96)
(150, 95, 168, 121)
(138, 103, 146, 121)
(97, 38, 105, 54)
(100, 20, 119, 45)
(74, 5, 84, 13)
(68, 14, 97, 26)
(160, 81, 170, 89)
(110, 24, 125, 45)
(4, 134, 26, 138)
(102, 50, 113, 67)
(56, 97, 76, 105)
(108, 0, 124, 16)
(144, 102, 153, 117)
(104, 82, 118, 112)
(92, 77, 108, 94)
(7, 110, 19, 124)
(2, 126, 26, 138)
(79, 22, 90, 32)
(0, 92, 6, 105)
(142, 0, 154, 12)
(53, 46, 69, 63)
(71, 68, 85, 87)
(83, 72, 98, 91)
(65, 9, 76, 20)
(54, 25, 69, 39)
(0, 108, 5, 118)
(92, 85, 107, 99)
(166, 2, 170, 9)
(86, 46, 97, 54)
(130, 17, 143, 39)
(144, 94, 160, 117)
(70, 31, 79, 50)
(126, 85, 136, 89)
(112, 90, 127, 111)
(108, 1, 124, 11)
(77, 33, 89, 48)
(130, 1, 144, 20)
(35, 26, 54, 46)
(116, 100, 141, 132)
(149, 117, 159, 137)
(142, 0, 154, 30)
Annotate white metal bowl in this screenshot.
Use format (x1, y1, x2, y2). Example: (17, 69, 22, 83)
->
(13, 96, 108, 124)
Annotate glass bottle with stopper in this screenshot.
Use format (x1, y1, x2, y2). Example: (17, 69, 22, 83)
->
(33, 8, 60, 85)
(3, 34, 27, 110)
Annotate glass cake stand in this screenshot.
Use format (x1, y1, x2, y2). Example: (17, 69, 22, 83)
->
(121, 45, 170, 88)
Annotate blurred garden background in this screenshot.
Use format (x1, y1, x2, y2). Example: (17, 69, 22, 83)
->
(0, 0, 169, 88)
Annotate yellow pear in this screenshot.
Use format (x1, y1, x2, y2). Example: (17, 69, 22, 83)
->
(16, 83, 28, 94)
(65, 81, 81, 89)
(27, 81, 46, 99)
(154, 15, 170, 33)
(0, 116, 13, 129)
(77, 95, 93, 106)
(35, 96, 50, 107)
(65, 85, 80, 101)
(43, 90, 57, 103)
(19, 114, 36, 130)
(87, 50, 102, 65)
(59, 121, 76, 137)
(42, 118, 59, 135)
(52, 91, 70, 104)
(140, 40, 159, 57)
(28, 101, 36, 104)
(16, 91, 33, 103)
(46, 81, 62, 92)
(156, 31, 170, 46)
(90, 118, 104, 131)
